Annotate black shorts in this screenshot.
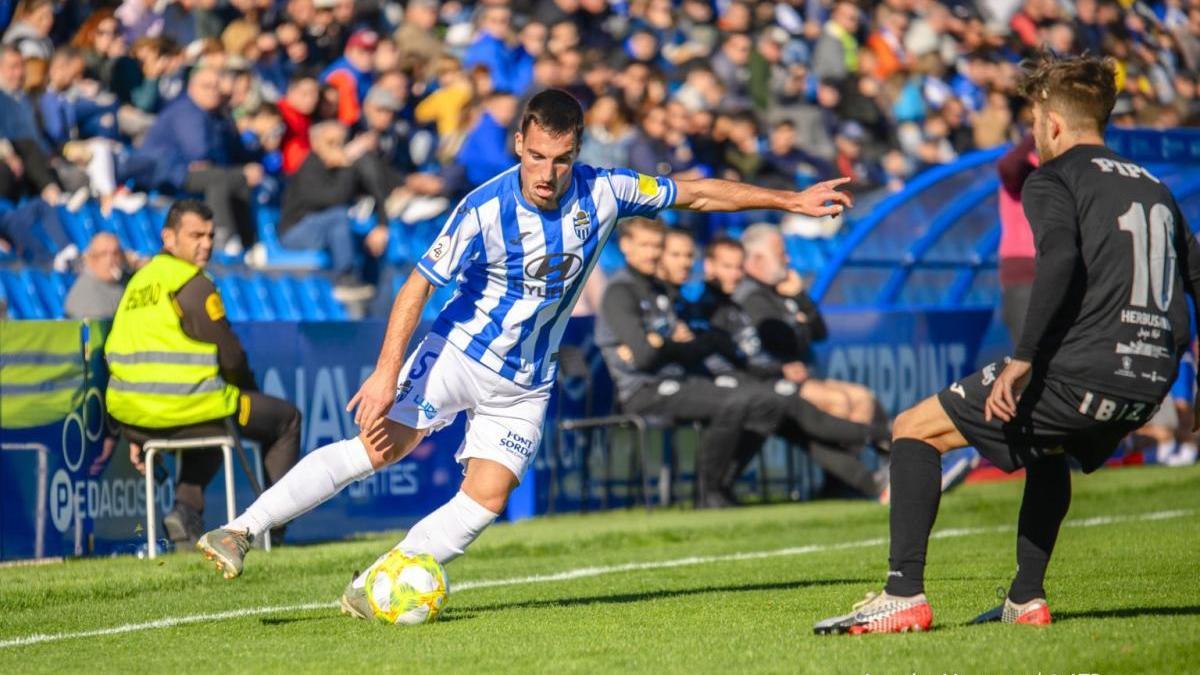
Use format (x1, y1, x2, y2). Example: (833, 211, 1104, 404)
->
(936, 361, 1158, 474)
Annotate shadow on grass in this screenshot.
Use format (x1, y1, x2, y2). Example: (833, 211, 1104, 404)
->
(1054, 605, 1200, 622)
(457, 577, 869, 616)
(259, 610, 480, 626)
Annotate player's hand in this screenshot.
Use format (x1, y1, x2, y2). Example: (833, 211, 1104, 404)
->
(347, 369, 398, 430)
(984, 359, 1032, 423)
(782, 361, 809, 384)
(787, 177, 853, 218)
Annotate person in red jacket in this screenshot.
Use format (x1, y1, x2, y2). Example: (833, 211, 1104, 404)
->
(279, 73, 319, 175)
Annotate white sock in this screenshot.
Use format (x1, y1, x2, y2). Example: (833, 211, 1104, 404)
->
(352, 491, 498, 589)
(225, 437, 374, 539)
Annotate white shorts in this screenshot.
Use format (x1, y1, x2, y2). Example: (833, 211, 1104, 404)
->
(386, 333, 550, 481)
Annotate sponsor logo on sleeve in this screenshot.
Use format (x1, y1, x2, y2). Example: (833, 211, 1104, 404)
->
(428, 235, 451, 261)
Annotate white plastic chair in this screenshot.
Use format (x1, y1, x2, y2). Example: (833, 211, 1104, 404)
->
(142, 436, 270, 559)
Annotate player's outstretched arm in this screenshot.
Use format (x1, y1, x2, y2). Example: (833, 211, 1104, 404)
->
(347, 270, 435, 429)
(672, 176, 853, 217)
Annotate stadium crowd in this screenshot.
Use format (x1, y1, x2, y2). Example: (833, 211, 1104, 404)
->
(2, 0, 1199, 299)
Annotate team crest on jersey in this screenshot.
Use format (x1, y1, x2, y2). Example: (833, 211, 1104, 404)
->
(573, 210, 590, 238)
(1114, 356, 1137, 379)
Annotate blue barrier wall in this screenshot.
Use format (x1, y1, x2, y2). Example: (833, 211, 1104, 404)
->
(0, 308, 991, 560)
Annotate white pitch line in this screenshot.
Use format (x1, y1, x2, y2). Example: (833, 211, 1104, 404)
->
(0, 508, 1190, 651)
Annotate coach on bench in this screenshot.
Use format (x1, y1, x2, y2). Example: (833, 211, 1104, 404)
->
(105, 200, 301, 545)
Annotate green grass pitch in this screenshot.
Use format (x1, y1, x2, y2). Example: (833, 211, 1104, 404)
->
(2, 464, 1198, 673)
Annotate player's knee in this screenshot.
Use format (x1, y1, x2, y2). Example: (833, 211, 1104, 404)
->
(891, 407, 925, 441)
(465, 488, 509, 515)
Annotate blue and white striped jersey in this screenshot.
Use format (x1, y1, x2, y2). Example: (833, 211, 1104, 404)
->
(416, 163, 677, 387)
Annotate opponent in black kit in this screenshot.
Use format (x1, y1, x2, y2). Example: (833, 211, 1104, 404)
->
(816, 54, 1200, 635)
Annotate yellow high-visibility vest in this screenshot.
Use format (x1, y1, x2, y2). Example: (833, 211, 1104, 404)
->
(105, 254, 239, 428)
(0, 321, 85, 429)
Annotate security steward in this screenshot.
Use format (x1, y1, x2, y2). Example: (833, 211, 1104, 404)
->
(105, 200, 300, 545)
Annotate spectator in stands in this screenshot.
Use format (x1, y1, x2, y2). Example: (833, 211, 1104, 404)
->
(0, 45, 63, 205)
(277, 121, 387, 299)
(758, 120, 834, 190)
(114, 36, 178, 115)
(736, 224, 883, 429)
(833, 121, 888, 194)
(414, 56, 474, 142)
(711, 32, 753, 109)
(279, 72, 318, 175)
(393, 0, 443, 69)
(321, 28, 377, 127)
(64, 232, 127, 319)
(70, 10, 127, 88)
(3, 0, 54, 61)
(161, 0, 220, 48)
(358, 85, 413, 185)
(812, 1, 861, 83)
(629, 104, 696, 178)
(579, 94, 635, 169)
(464, 6, 521, 94)
(455, 93, 518, 189)
(127, 65, 262, 252)
(106, 200, 300, 545)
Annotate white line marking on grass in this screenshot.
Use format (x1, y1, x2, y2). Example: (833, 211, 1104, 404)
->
(0, 602, 335, 649)
(1, 508, 1190, 650)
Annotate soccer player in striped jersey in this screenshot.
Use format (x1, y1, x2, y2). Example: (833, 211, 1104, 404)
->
(196, 89, 852, 610)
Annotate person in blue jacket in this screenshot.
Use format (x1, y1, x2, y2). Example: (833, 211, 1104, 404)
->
(125, 65, 263, 250)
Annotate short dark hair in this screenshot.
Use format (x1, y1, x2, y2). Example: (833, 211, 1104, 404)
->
(665, 228, 694, 243)
(520, 88, 584, 143)
(164, 199, 213, 231)
(1017, 53, 1118, 133)
(619, 217, 667, 240)
(287, 70, 318, 88)
(705, 235, 744, 259)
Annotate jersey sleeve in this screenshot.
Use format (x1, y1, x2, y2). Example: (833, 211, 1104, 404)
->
(605, 168, 677, 219)
(416, 202, 483, 287)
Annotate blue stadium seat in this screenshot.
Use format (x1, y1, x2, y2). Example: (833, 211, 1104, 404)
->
(234, 274, 276, 320)
(28, 269, 71, 319)
(55, 205, 98, 250)
(262, 274, 302, 321)
(305, 276, 349, 320)
(0, 268, 48, 319)
(283, 276, 327, 321)
(211, 274, 248, 322)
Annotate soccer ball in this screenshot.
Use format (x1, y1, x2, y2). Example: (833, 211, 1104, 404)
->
(365, 550, 449, 625)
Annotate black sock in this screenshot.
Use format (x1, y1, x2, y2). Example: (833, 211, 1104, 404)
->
(884, 438, 943, 597)
(1009, 454, 1071, 603)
